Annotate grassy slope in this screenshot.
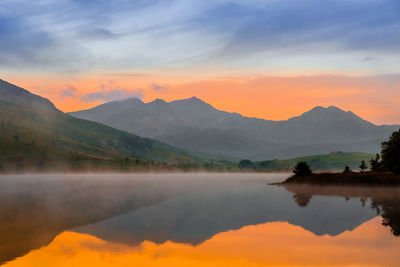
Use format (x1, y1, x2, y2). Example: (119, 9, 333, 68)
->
(0, 101, 196, 167)
(254, 152, 375, 171)
(0, 100, 377, 172)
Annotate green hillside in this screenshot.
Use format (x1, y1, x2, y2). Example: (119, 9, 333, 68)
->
(253, 152, 375, 171)
(0, 100, 197, 171)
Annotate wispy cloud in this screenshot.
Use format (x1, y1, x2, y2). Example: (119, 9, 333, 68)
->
(79, 28, 120, 40)
(0, 0, 400, 74)
(361, 56, 381, 62)
(150, 83, 168, 91)
(60, 85, 78, 98)
(81, 82, 143, 102)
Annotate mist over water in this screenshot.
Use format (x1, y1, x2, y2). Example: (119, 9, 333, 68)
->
(1, 173, 399, 266)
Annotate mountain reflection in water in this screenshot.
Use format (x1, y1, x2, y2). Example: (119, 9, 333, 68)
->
(1, 173, 400, 266)
(282, 183, 400, 237)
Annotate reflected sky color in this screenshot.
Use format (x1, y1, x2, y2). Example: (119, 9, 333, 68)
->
(4, 218, 400, 267)
(1, 174, 400, 266)
(1, 0, 400, 123)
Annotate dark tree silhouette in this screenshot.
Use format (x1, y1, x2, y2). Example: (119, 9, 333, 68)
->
(238, 159, 254, 170)
(359, 197, 400, 237)
(293, 193, 312, 207)
(359, 160, 367, 172)
(293, 161, 312, 176)
(370, 153, 383, 172)
(343, 166, 352, 173)
(381, 130, 400, 174)
(375, 199, 400, 237)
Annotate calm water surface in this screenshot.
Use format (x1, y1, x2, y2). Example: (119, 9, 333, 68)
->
(0, 173, 399, 266)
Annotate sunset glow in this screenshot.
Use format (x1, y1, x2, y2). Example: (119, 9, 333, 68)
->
(1, 0, 400, 124)
(3, 73, 400, 125)
(1, 1, 400, 265)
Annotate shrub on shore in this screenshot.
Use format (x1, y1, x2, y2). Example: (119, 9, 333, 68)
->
(293, 161, 312, 176)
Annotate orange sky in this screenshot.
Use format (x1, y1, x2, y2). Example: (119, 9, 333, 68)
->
(2, 0, 400, 125)
(4, 217, 400, 267)
(4, 73, 400, 125)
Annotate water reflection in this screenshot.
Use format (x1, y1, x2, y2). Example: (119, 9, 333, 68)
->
(4, 218, 400, 267)
(0, 173, 213, 264)
(0, 173, 285, 264)
(75, 181, 378, 245)
(281, 184, 400, 236)
(0, 173, 400, 266)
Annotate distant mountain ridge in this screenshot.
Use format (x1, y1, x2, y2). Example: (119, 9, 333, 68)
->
(0, 79, 198, 168)
(70, 97, 400, 160)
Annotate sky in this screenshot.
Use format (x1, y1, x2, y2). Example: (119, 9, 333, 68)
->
(1, 0, 400, 124)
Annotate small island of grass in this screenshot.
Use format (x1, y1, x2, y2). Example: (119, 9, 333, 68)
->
(280, 129, 400, 186)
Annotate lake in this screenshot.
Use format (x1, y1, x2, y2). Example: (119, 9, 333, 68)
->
(0, 173, 399, 266)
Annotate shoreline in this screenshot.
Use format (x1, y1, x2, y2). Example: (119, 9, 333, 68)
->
(277, 171, 400, 186)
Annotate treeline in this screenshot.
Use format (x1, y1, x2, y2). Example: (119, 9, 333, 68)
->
(236, 152, 373, 172)
(292, 129, 400, 177)
(0, 144, 232, 173)
(285, 129, 400, 184)
(0, 129, 226, 173)
(0, 153, 229, 173)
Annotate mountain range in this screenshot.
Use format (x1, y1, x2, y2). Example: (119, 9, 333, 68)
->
(0, 79, 197, 170)
(70, 97, 400, 160)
